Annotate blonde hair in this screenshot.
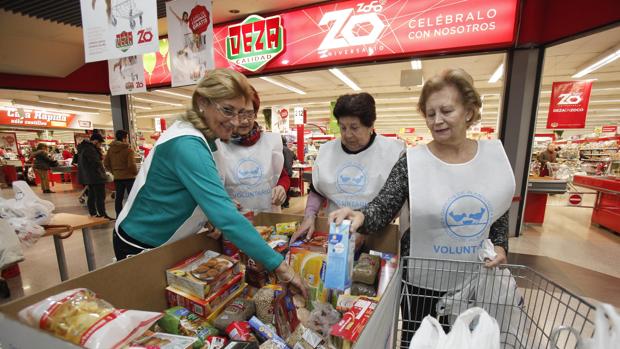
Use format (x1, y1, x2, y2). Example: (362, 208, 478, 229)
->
(183, 68, 254, 139)
(418, 68, 482, 127)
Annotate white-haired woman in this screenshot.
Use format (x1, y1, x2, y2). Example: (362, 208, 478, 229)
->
(114, 69, 305, 295)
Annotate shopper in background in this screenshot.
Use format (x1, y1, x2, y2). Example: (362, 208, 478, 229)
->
(113, 68, 306, 297)
(290, 92, 405, 242)
(330, 68, 515, 342)
(77, 133, 112, 219)
(213, 86, 289, 213)
(538, 143, 558, 177)
(281, 136, 296, 209)
(104, 130, 138, 217)
(62, 147, 73, 160)
(31, 143, 58, 194)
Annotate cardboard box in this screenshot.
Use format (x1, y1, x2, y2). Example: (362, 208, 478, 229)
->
(166, 250, 240, 299)
(165, 273, 244, 318)
(0, 213, 400, 349)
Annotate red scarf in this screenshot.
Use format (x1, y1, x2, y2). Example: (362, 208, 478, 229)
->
(231, 122, 261, 147)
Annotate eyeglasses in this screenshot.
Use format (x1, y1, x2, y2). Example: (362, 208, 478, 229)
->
(213, 102, 256, 120)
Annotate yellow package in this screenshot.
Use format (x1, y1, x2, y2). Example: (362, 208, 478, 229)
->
(289, 248, 328, 309)
(275, 222, 298, 236)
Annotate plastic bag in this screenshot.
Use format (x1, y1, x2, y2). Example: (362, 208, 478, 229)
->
(0, 218, 24, 269)
(552, 303, 620, 349)
(409, 315, 447, 349)
(18, 288, 162, 349)
(7, 217, 45, 247)
(351, 253, 381, 285)
(440, 307, 499, 349)
(10, 181, 55, 225)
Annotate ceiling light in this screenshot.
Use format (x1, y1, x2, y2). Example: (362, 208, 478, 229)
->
(488, 63, 504, 83)
(133, 96, 184, 107)
(572, 47, 620, 78)
(259, 77, 306, 95)
(154, 90, 192, 99)
(329, 68, 361, 91)
(132, 105, 152, 110)
(69, 96, 110, 105)
(38, 96, 105, 110)
(410, 59, 422, 70)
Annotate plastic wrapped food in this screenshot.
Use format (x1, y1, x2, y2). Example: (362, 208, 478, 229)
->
(370, 251, 398, 297)
(274, 289, 300, 339)
(286, 324, 324, 349)
(18, 288, 161, 349)
(351, 253, 381, 285)
(125, 331, 197, 349)
(306, 301, 340, 339)
(351, 282, 377, 297)
(213, 298, 256, 331)
(158, 306, 219, 349)
(248, 316, 288, 347)
(252, 285, 284, 324)
(275, 222, 298, 236)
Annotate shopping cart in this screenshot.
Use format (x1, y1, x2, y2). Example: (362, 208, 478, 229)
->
(395, 257, 596, 349)
(111, 0, 143, 29)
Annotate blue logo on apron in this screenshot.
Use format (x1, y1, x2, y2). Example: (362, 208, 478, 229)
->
(442, 193, 491, 239)
(336, 164, 367, 194)
(235, 158, 263, 187)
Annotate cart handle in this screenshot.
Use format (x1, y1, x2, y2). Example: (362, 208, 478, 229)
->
(43, 224, 74, 239)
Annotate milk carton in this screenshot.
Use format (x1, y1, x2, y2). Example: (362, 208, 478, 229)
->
(324, 220, 355, 291)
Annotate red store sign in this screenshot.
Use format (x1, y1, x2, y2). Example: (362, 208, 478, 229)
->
(147, 0, 518, 85)
(0, 107, 77, 129)
(547, 81, 594, 129)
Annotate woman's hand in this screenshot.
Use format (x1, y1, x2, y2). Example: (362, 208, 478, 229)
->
(290, 215, 316, 243)
(272, 185, 287, 206)
(328, 208, 365, 234)
(274, 261, 308, 298)
(484, 246, 507, 268)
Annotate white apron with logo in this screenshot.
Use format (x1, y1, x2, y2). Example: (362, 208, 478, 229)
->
(214, 132, 283, 213)
(313, 135, 405, 214)
(115, 120, 211, 249)
(406, 140, 515, 291)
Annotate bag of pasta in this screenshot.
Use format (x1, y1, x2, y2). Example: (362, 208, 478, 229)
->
(18, 288, 162, 349)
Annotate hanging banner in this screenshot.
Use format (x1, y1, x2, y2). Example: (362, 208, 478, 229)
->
(166, 0, 215, 87)
(0, 107, 91, 130)
(0, 132, 19, 155)
(601, 125, 618, 134)
(80, 0, 159, 62)
(108, 55, 147, 95)
(143, 38, 171, 86)
(271, 107, 290, 133)
(547, 81, 594, 129)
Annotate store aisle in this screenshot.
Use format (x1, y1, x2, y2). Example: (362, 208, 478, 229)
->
(2, 186, 619, 308)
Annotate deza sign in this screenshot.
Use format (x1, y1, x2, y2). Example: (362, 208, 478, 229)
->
(225, 15, 284, 72)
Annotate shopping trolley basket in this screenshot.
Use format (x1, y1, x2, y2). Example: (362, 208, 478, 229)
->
(395, 257, 596, 349)
(111, 0, 143, 29)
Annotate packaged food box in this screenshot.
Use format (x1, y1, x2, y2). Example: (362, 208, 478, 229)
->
(213, 298, 256, 332)
(223, 341, 259, 349)
(324, 220, 355, 291)
(288, 232, 328, 253)
(275, 221, 298, 236)
(288, 248, 328, 309)
(166, 273, 244, 318)
(157, 306, 219, 349)
(205, 285, 248, 323)
(226, 321, 258, 342)
(330, 298, 377, 342)
(273, 289, 299, 339)
(125, 331, 197, 349)
(166, 250, 240, 299)
(248, 316, 288, 347)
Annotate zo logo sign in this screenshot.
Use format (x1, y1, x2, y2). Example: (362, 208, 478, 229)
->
(557, 93, 583, 105)
(318, 1, 386, 51)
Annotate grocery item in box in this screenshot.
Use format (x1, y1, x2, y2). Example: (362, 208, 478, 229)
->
(370, 251, 398, 297)
(324, 221, 355, 291)
(166, 273, 244, 318)
(273, 289, 300, 339)
(288, 248, 328, 309)
(259, 339, 289, 349)
(286, 324, 324, 349)
(275, 222, 298, 236)
(18, 288, 161, 349)
(222, 238, 241, 259)
(166, 250, 240, 299)
(351, 253, 381, 285)
(127, 331, 197, 349)
(351, 282, 377, 297)
(223, 341, 260, 349)
(255, 226, 274, 240)
(226, 321, 258, 342)
(206, 336, 228, 349)
(252, 284, 284, 324)
(213, 298, 256, 331)
(336, 294, 364, 312)
(306, 301, 340, 338)
(289, 232, 328, 253)
(158, 306, 219, 349)
(330, 298, 377, 342)
(248, 316, 288, 347)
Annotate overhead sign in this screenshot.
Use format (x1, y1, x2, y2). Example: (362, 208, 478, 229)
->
(271, 106, 290, 133)
(145, 0, 518, 86)
(80, 0, 159, 62)
(225, 15, 284, 72)
(547, 81, 594, 129)
(0, 107, 92, 129)
(602, 125, 618, 134)
(108, 55, 147, 95)
(166, 0, 215, 87)
(294, 107, 305, 125)
(213, 0, 518, 72)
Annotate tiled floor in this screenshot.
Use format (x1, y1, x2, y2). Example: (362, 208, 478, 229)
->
(1, 184, 619, 308)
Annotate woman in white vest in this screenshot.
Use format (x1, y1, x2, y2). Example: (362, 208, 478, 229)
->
(213, 86, 288, 213)
(330, 68, 515, 340)
(113, 69, 305, 296)
(290, 92, 405, 243)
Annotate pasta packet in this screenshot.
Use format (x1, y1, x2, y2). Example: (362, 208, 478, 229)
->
(18, 288, 162, 349)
